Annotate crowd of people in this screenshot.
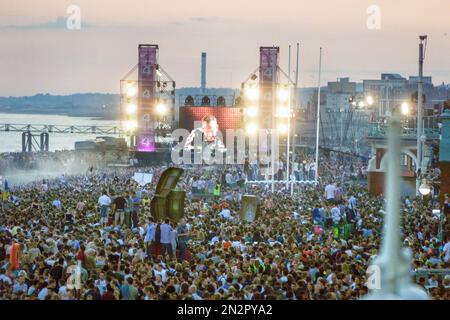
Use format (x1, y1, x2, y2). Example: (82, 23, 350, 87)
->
(0, 151, 448, 300)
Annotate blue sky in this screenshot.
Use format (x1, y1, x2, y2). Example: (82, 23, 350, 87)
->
(0, 0, 449, 96)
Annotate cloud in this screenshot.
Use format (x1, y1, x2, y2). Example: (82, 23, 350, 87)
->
(190, 16, 221, 23)
(0, 16, 94, 30)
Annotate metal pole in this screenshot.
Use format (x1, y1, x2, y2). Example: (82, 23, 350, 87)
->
(286, 45, 291, 189)
(386, 81, 390, 116)
(271, 61, 276, 193)
(291, 42, 299, 195)
(314, 47, 322, 184)
(416, 35, 426, 196)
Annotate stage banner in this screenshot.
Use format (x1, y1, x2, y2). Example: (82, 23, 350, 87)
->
(137, 44, 158, 152)
(259, 47, 279, 129)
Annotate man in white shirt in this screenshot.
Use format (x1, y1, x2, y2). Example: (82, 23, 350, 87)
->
(52, 199, 62, 209)
(348, 195, 357, 210)
(443, 241, 450, 263)
(219, 208, 232, 220)
(98, 190, 112, 227)
(41, 180, 48, 192)
(38, 285, 49, 300)
(95, 272, 108, 295)
(325, 183, 337, 204)
(153, 264, 168, 283)
(225, 172, 234, 186)
(0, 269, 12, 285)
(331, 205, 341, 225)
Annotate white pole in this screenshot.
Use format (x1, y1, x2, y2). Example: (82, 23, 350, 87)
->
(314, 47, 322, 184)
(291, 43, 299, 195)
(271, 61, 276, 193)
(416, 36, 426, 196)
(286, 45, 291, 189)
(386, 81, 390, 116)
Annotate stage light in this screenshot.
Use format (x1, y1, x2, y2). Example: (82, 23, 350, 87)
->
(401, 102, 410, 116)
(358, 101, 365, 108)
(278, 87, 290, 102)
(245, 87, 259, 101)
(217, 96, 226, 106)
(125, 120, 137, 131)
(126, 103, 137, 114)
(155, 103, 167, 115)
(277, 123, 288, 134)
(185, 95, 194, 106)
(366, 96, 374, 106)
(247, 106, 258, 117)
(201, 96, 211, 106)
(156, 64, 162, 77)
(246, 123, 258, 134)
(126, 85, 137, 97)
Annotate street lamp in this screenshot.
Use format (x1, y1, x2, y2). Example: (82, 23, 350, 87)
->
(366, 95, 374, 106)
(401, 102, 410, 116)
(418, 180, 431, 196)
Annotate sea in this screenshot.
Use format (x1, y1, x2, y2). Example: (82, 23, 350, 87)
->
(0, 113, 122, 185)
(0, 113, 120, 153)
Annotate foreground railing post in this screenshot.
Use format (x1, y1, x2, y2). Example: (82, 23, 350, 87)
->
(364, 113, 429, 300)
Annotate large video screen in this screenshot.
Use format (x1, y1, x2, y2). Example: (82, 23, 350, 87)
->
(179, 106, 242, 133)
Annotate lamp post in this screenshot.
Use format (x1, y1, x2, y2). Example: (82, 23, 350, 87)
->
(286, 45, 291, 190)
(286, 88, 291, 190)
(271, 63, 276, 193)
(314, 47, 322, 184)
(418, 180, 431, 196)
(416, 35, 427, 196)
(291, 43, 299, 195)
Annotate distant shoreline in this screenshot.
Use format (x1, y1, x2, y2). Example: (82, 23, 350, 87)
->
(0, 109, 119, 121)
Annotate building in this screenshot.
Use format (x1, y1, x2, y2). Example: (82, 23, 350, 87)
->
(362, 73, 444, 117)
(325, 77, 357, 111)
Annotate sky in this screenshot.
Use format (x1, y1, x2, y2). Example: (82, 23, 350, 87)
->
(0, 0, 449, 96)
